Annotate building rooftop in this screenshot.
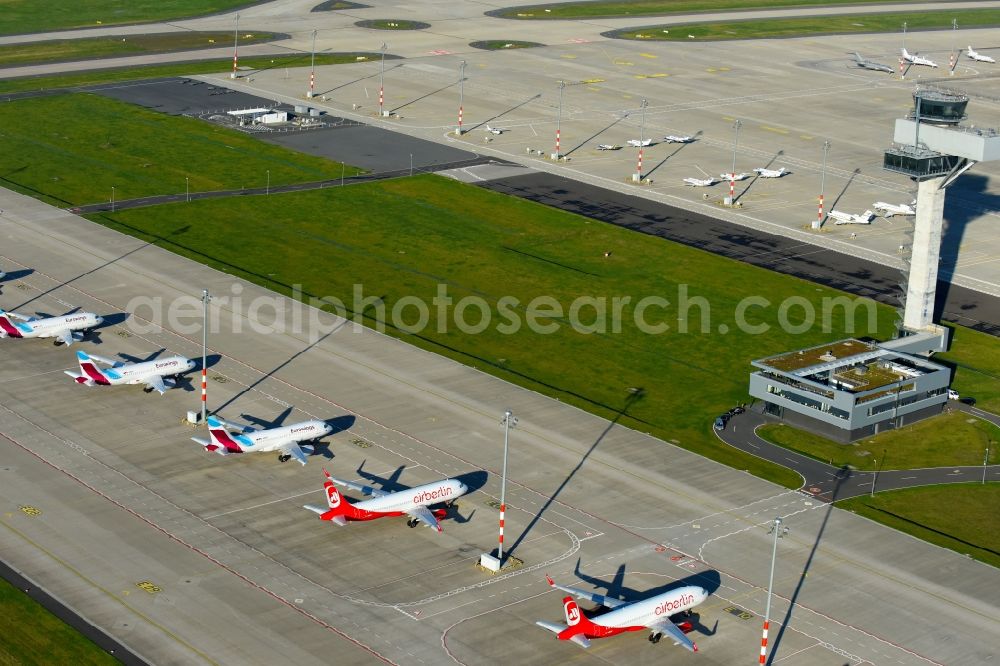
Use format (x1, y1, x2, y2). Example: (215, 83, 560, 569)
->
(756, 339, 872, 373)
(754, 339, 941, 395)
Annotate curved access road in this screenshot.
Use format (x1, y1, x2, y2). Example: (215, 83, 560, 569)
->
(717, 406, 1000, 502)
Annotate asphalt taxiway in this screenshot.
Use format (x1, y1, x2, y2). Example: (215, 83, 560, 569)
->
(1, 185, 998, 665)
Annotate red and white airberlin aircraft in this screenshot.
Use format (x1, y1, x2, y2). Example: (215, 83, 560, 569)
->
(303, 468, 468, 532)
(65, 350, 195, 394)
(192, 415, 331, 465)
(536, 575, 708, 650)
(0, 308, 102, 346)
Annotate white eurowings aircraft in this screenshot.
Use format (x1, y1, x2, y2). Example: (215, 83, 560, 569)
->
(627, 138, 653, 147)
(722, 172, 751, 181)
(193, 414, 332, 464)
(829, 209, 875, 225)
(537, 575, 708, 650)
(65, 350, 195, 394)
(873, 201, 916, 217)
(663, 134, 696, 143)
(485, 124, 506, 134)
(967, 46, 996, 63)
(754, 167, 789, 178)
(901, 48, 938, 68)
(303, 467, 468, 532)
(683, 176, 717, 187)
(0, 308, 102, 346)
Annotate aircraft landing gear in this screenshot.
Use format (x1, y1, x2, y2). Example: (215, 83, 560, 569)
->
(143, 386, 154, 394)
(278, 454, 291, 463)
(406, 518, 418, 528)
(649, 632, 662, 644)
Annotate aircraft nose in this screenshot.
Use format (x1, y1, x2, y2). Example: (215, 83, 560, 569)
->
(94, 316, 104, 325)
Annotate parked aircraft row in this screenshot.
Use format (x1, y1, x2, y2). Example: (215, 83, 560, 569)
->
(2, 295, 712, 653)
(852, 46, 994, 73)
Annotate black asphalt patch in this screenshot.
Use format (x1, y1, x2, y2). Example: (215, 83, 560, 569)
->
(92, 77, 275, 115)
(478, 172, 1000, 335)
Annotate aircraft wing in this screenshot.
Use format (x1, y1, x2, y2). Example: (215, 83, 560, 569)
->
(545, 576, 627, 609)
(145, 375, 168, 395)
(648, 619, 697, 652)
(5, 311, 35, 322)
(282, 442, 309, 466)
(303, 504, 349, 524)
(406, 505, 442, 532)
(325, 473, 389, 498)
(53, 329, 76, 346)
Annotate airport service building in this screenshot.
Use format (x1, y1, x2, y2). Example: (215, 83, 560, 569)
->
(749, 339, 950, 442)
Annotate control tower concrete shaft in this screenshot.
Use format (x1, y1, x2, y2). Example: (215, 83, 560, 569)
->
(884, 89, 1000, 332)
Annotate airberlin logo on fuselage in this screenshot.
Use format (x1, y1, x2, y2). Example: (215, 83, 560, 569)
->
(413, 485, 453, 504)
(654, 593, 695, 616)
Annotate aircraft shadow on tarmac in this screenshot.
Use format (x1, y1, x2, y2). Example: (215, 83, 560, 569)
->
(733, 150, 783, 205)
(570, 560, 721, 638)
(0, 268, 34, 285)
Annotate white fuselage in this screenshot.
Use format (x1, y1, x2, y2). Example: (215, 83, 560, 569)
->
(107, 357, 194, 385)
(627, 139, 652, 147)
(683, 178, 715, 187)
(355, 479, 467, 513)
(4, 312, 102, 339)
(239, 420, 332, 452)
(593, 586, 707, 630)
(968, 48, 995, 63)
(874, 202, 915, 217)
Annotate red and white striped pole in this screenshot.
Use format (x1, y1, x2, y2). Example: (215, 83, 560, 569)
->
(200, 289, 210, 423)
(729, 174, 736, 202)
(899, 58, 905, 79)
(498, 503, 505, 553)
(497, 410, 516, 564)
(378, 42, 387, 117)
(760, 517, 785, 666)
(817, 193, 824, 227)
(456, 61, 466, 135)
(308, 29, 316, 97)
(556, 128, 561, 158)
(231, 13, 239, 79)
(636, 147, 643, 181)
(759, 620, 769, 664)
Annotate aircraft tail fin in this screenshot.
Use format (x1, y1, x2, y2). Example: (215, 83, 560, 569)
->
(853, 52, 863, 62)
(205, 416, 244, 453)
(74, 350, 109, 384)
(314, 468, 358, 523)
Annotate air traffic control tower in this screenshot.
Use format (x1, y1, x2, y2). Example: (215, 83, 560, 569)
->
(884, 89, 1000, 341)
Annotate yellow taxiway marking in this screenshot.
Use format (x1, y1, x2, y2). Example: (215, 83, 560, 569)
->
(800, 134, 814, 140)
(634, 73, 668, 79)
(561, 54, 577, 59)
(587, 86, 601, 92)
(761, 125, 790, 135)
(614, 60, 634, 66)
(640, 53, 658, 59)
(581, 78, 605, 84)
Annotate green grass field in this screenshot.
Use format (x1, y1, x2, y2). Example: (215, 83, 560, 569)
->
(612, 9, 1000, 41)
(78, 174, 906, 487)
(0, 575, 118, 665)
(0, 94, 363, 207)
(498, 0, 917, 19)
(939, 324, 1000, 415)
(0, 32, 276, 68)
(0, 0, 255, 36)
(837, 484, 1000, 568)
(758, 412, 999, 470)
(0, 52, 386, 95)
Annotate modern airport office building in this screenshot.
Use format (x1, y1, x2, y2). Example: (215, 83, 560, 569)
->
(749, 339, 951, 442)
